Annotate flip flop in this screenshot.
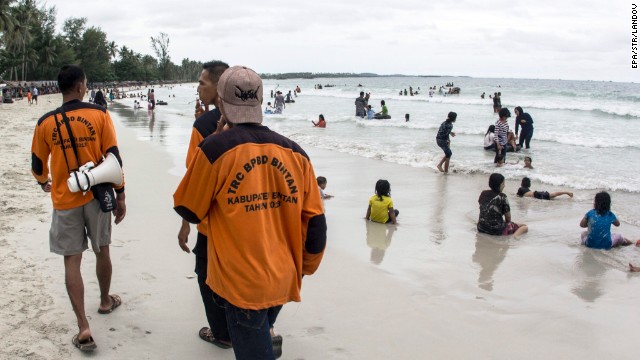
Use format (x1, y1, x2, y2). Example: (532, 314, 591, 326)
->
(199, 327, 232, 349)
(98, 294, 122, 314)
(272, 334, 283, 359)
(72, 334, 97, 352)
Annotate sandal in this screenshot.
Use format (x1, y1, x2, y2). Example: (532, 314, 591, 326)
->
(199, 327, 232, 349)
(272, 334, 283, 359)
(98, 294, 122, 314)
(72, 334, 97, 352)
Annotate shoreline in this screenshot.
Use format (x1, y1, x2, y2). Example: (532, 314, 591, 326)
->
(1, 96, 639, 359)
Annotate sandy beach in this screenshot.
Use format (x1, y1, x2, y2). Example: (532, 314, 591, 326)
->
(1, 95, 639, 359)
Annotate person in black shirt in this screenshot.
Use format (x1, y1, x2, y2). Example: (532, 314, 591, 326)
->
(477, 173, 528, 237)
(514, 106, 534, 149)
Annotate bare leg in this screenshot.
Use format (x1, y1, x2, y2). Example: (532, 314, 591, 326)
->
(64, 254, 92, 341)
(549, 191, 573, 199)
(437, 157, 446, 172)
(513, 224, 528, 239)
(95, 246, 113, 311)
(443, 158, 450, 173)
(619, 237, 633, 246)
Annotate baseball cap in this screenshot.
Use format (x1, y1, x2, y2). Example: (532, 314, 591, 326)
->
(217, 66, 263, 124)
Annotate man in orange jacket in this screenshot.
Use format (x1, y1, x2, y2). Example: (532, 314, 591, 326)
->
(31, 65, 126, 352)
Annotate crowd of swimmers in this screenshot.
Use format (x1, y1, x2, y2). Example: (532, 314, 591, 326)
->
(428, 98, 639, 270)
(266, 86, 301, 114)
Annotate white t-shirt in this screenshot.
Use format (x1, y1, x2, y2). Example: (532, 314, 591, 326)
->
(483, 133, 495, 147)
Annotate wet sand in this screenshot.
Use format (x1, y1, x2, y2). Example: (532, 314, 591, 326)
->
(1, 96, 639, 359)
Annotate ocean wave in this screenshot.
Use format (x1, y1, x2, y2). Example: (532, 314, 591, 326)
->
(531, 134, 640, 149)
(305, 89, 640, 119)
(276, 128, 640, 194)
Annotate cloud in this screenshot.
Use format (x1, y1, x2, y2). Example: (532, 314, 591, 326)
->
(46, 0, 637, 81)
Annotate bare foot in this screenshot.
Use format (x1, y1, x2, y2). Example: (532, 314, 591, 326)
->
(437, 165, 444, 172)
(568, 192, 574, 198)
(76, 328, 92, 343)
(629, 263, 640, 272)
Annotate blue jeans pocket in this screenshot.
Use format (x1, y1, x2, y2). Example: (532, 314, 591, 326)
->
(229, 305, 268, 330)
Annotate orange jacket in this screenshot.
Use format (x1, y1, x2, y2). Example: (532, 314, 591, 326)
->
(31, 100, 124, 210)
(174, 124, 326, 309)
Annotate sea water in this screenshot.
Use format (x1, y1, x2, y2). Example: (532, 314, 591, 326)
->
(110, 76, 640, 225)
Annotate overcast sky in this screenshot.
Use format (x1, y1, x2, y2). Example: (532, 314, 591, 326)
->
(47, 0, 638, 82)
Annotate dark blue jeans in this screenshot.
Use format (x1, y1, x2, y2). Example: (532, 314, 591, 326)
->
(194, 233, 230, 342)
(213, 292, 282, 360)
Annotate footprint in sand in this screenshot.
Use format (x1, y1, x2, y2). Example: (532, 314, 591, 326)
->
(140, 272, 156, 281)
(305, 326, 325, 336)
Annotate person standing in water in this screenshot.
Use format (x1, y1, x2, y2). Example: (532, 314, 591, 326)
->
(514, 106, 534, 149)
(436, 112, 457, 173)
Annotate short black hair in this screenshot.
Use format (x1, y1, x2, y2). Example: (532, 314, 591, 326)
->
(499, 108, 511, 118)
(594, 191, 611, 216)
(447, 111, 457, 122)
(202, 60, 230, 82)
(521, 177, 531, 188)
(316, 176, 327, 185)
(488, 173, 505, 193)
(58, 65, 85, 94)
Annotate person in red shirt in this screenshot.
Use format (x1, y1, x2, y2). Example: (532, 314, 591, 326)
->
(312, 114, 326, 128)
(31, 65, 126, 352)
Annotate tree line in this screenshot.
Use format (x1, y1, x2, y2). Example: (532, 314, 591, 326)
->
(0, 0, 203, 83)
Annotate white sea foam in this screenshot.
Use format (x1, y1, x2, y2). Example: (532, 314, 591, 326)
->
(113, 77, 640, 223)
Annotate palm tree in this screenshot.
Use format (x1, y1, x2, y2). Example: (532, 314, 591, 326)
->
(7, 2, 33, 82)
(41, 37, 56, 65)
(0, 0, 16, 34)
(108, 40, 118, 61)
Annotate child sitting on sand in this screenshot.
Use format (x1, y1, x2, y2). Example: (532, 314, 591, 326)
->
(517, 177, 573, 200)
(477, 173, 528, 237)
(317, 176, 333, 199)
(365, 179, 398, 224)
(580, 191, 636, 250)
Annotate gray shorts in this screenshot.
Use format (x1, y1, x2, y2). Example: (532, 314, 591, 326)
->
(49, 199, 111, 255)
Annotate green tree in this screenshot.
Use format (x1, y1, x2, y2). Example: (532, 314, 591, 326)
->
(141, 54, 158, 81)
(77, 26, 113, 81)
(62, 17, 86, 54)
(113, 45, 146, 81)
(107, 40, 118, 61)
(0, 0, 17, 38)
(150, 32, 170, 80)
(28, 4, 58, 80)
